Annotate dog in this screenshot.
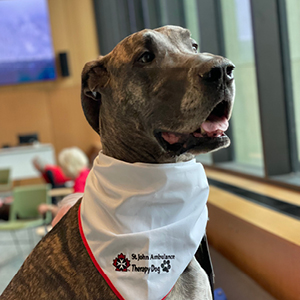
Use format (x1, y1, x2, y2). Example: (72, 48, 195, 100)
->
(1, 25, 234, 300)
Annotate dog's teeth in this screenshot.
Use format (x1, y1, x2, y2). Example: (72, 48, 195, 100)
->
(200, 126, 206, 135)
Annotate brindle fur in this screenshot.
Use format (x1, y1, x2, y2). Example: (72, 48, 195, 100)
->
(1, 26, 234, 300)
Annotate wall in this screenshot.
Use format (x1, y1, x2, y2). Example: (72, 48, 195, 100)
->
(0, 0, 100, 159)
(207, 184, 300, 300)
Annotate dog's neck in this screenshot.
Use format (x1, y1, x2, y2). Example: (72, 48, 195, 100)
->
(101, 144, 194, 164)
(98, 101, 196, 164)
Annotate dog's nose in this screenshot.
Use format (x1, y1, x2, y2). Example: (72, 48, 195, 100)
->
(200, 62, 235, 85)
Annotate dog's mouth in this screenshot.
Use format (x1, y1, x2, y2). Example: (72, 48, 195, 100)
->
(155, 100, 231, 154)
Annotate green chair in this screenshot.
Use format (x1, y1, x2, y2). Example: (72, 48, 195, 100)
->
(0, 168, 12, 192)
(0, 184, 52, 254)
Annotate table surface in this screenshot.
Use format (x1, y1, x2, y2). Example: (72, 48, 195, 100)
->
(49, 187, 73, 197)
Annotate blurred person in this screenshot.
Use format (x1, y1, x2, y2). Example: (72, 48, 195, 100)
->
(38, 147, 90, 223)
(32, 157, 70, 189)
(1, 155, 71, 221)
(58, 147, 90, 193)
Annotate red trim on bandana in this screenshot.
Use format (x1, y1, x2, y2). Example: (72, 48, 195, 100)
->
(162, 291, 171, 300)
(78, 202, 172, 300)
(78, 203, 125, 300)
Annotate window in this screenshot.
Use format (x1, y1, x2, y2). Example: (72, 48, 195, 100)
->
(285, 0, 300, 164)
(220, 0, 264, 169)
(182, 0, 200, 44)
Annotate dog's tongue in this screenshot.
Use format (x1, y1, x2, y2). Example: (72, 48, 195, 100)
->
(161, 115, 229, 144)
(200, 115, 228, 137)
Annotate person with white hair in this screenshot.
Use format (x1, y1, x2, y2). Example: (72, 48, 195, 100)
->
(38, 147, 90, 227)
(50, 148, 90, 227)
(58, 147, 90, 193)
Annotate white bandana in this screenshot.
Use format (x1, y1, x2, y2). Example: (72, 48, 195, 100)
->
(79, 153, 209, 300)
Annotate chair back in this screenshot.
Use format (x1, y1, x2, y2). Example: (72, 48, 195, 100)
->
(9, 184, 52, 222)
(0, 168, 12, 191)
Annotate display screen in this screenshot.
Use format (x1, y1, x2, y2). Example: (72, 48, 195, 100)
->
(0, 0, 56, 86)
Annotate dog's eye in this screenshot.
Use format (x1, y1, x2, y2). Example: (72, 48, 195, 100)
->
(192, 43, 198, 52)
(138, 52, 155, 64)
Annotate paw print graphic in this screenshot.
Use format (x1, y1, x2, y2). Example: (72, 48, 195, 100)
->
(161, 260, 171, 273)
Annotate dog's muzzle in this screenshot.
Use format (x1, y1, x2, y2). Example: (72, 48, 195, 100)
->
(155, 61, 235, 154)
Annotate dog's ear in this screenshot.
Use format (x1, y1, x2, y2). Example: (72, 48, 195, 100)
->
(81, 56, 110, 134)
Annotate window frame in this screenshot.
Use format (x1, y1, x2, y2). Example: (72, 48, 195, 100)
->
(197, 0, 299, 180)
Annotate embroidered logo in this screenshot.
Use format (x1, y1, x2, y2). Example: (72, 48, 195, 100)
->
(113, 253, 131, 272)
(161, 260, 171, 273)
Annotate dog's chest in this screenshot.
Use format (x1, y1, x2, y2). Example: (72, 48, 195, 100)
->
(1, 200, 211, 300)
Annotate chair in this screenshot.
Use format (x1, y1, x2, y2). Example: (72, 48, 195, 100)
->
(0, 184, 52, 254)
(0, 168, 12, 192)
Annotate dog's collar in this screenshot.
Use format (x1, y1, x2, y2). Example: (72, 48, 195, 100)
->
(80, 152, 209, 300)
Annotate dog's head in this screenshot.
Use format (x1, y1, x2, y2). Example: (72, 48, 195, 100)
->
(81, 25, 235, 163)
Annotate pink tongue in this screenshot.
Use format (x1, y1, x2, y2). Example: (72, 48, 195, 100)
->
(161, 115, 229, 144)
(201, 116, 228, 137)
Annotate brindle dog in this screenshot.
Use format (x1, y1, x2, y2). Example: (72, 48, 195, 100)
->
(1, 26, 235, 300)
